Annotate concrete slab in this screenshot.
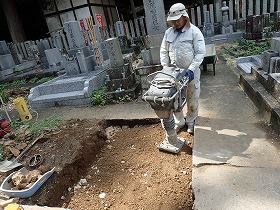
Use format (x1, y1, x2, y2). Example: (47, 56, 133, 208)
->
(193, 49, 280, 209)
(193, 166, 280, 210)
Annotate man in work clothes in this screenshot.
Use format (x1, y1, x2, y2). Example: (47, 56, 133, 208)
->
(160, 3, 206, 134)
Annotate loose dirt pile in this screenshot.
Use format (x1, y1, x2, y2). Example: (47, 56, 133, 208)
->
(0, 119, 193, 209)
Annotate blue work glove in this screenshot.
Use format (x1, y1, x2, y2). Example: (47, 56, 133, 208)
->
(185, 69, 194, 81)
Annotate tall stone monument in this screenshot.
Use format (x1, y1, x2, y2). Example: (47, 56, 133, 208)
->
(104, 37, 139, 99)
(203, 11, 215, 37)
(0, 41, 15, 79)
(245, 15, 263, 40)
(137, 0, 167, 91)
(220, 1, 233, 34)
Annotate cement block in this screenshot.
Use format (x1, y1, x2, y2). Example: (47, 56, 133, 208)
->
(270, 37, 280, 53)
(261, 50, 278, 72)
(267, 73, 280, 102)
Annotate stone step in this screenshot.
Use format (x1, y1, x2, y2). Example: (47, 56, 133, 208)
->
(237, 62, 260, 74)
(30, 90, 90, 109)
(38, 81, 85, 95)
(32, 91, 85, 102)
(236, 55, 261, 74)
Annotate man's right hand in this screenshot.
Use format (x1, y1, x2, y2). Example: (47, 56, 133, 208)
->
(185, 69, 194, 81)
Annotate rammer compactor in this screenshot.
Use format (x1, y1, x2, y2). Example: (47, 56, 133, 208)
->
(142, 66, 189, 154)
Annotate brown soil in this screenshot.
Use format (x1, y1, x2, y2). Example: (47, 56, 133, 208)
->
(0, 118, 193, 210)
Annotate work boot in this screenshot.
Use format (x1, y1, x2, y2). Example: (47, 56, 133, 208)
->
(186, 122, 194, 134)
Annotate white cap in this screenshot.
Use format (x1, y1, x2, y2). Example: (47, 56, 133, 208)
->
(167, 3, 189, 21)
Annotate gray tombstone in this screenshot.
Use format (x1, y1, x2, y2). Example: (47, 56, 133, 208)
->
(0, 41, 10, 55)
(7, 43, 20, 65)
(124, 22, 131, 39)
(129, 20, 136, 38)
(20, 42, 28, 59)
(245, 15, 263, 40)
(141, 49, 152, 66)
(261, 13, 270, 28)
(261, 50, 279, 72)
(134, 19, 141, 37)
(203, 11, 215, 37)
(220, 1, 233, 34)
(64, 21, 86, 50)
(104, 37, 124, 68)
(0, 54, 15, 70)
(50, 31, 64, 50)
(139, 17, 146, 36)
(45, 48, 63, 66)
(76, 50, 88, 73)
(109, 25, 115, 37)
(143, 0, 167, 35)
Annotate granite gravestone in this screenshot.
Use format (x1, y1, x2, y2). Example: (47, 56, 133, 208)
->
(143, 0, 166, 36)
(104, 37, 124, 68)
(203, 11, 215, 37)
(245, 15, 263, 40)
(64, 21, 86, 50)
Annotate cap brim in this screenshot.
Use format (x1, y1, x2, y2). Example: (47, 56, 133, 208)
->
(167, 14, 182, 21)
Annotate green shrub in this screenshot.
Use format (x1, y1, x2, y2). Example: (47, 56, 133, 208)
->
(91, 86, 113, 106)
(29, 77, 39, 83)
(0, 89, 10, 102)
(10, 79, 27, 88)
(225, 38, 270, 58)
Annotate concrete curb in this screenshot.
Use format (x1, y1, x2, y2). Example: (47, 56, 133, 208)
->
(239, 73, 280, 133)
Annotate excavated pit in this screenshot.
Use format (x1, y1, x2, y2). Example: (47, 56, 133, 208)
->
(3, 118, 193, 209)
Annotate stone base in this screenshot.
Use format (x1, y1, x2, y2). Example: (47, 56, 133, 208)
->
(251, 66, 280, 103)
(106, 63, 131, 80)
(135, 64, 163, 91)
(204, 32, 244, 44)
(28, 68, 107, 108)
(106, 73, 136, 92)
(245, 32, 262, 40)
(108, 82, 141, 100)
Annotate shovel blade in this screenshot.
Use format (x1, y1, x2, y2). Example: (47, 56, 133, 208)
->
(0, 160, 22, 173)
